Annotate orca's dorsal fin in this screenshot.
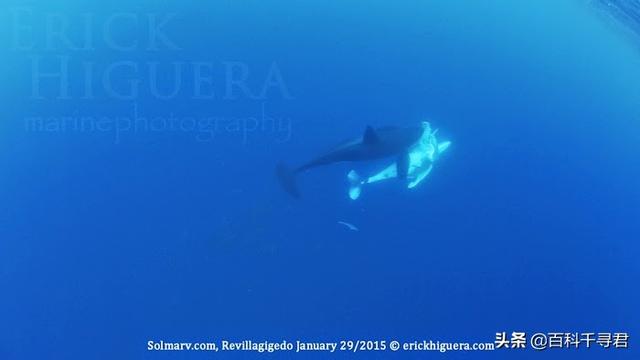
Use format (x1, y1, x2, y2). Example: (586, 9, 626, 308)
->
(362, 126, 380, 145)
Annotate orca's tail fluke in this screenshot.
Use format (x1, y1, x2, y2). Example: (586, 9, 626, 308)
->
(347, 170, 363, 200)
(276, 162, 300, 198)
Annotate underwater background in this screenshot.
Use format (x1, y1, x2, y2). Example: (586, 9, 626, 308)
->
(0, 0, 639, 359)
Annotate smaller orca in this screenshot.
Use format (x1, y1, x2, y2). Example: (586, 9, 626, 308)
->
(276, 124, 425, 198)
(347, 121, 451, 200)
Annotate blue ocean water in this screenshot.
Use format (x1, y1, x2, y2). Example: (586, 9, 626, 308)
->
(0, 0, 639, 359)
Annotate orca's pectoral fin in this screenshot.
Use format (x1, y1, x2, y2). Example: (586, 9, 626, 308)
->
(437, 141, 451, 154)
(408, 164, 432, 189)
(347, 170, 363, 200)
(396, 151, 410, 180)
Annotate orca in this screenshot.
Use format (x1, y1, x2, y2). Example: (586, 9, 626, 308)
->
(276, 124, 425, 198)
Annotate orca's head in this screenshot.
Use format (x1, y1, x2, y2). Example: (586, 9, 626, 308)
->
(420, 121, 431, 133)
(417, 121, 432, 145)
